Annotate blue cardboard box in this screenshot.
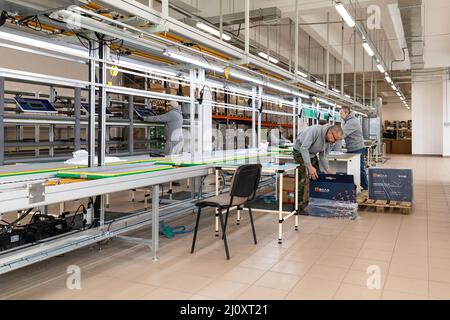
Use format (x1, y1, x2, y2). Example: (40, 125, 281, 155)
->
(368, 168, 413, 202)
(309, 174, 356, 202)
(308, 174, 357, 218)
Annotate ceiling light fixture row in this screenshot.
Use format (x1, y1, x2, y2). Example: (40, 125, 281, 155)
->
(189, 4, 364, 112)
(334, 0, 408, 109)
(163, 50, 323, 104)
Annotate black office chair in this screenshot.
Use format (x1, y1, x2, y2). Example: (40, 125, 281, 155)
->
(191, 164, 262, 260)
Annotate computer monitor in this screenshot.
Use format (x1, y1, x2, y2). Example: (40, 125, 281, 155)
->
(319, 111, 330, 121)
(134, 107, 158, 119)
(14, 97, 58, 114)
(81, 103, 113, 116)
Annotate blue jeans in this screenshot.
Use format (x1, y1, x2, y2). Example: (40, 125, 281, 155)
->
(349, 148, 369, 190)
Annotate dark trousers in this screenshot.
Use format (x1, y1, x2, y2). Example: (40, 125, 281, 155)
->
(348, 148, 369, 190)
(293, 150, 320, 209)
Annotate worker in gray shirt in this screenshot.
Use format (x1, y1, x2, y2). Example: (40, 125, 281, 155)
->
(293, 124, 344, 211)
(339, 106, 368, 190)
(144, 100, 184, 155)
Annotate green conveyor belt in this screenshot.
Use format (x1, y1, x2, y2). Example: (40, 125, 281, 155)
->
(155, 152, 277, 167)
(0, 150, 286, 179)
(0, 166, 82, 178)
(56, 164, 175, 179)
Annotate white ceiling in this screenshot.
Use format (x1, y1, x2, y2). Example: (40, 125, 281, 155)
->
(179, 0, 409, 72)
(423, 0, 450, 68)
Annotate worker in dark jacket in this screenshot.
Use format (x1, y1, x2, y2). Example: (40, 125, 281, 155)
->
(339, 106, 368, 190)
(144, 101, 184, 155)
(293, 124, 344, 210)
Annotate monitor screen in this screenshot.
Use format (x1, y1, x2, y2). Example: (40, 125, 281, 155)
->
(81, 103, 113, 116)
(134, 108, 158, 118)
(14, 98, 58, 113)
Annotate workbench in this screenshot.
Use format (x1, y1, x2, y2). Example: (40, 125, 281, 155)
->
(215, 159, 299, 244)
(0, 157, 210, 274)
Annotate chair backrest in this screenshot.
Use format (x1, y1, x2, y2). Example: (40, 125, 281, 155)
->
(230, 164, 262, 200)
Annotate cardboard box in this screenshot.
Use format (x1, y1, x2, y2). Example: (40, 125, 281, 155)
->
(309, 174, 356, 202)
(308, 174, 357, 218)
(149, 83, 164, 90)
(282, 190, 295, 204)
(391, 139, 411, 154)
(283, 176, 296, 191)
(127, 82, 143, 90)
(168, 81, 179, 89)
(237, 96, 246, 106)
(216, 92, 225, 102)
(181, 86, 190, 97)
(383, 139, 392, 154)
(368, 168, 413, 202)
(165, 88, 178, 95)
(228, 95, 237, 105)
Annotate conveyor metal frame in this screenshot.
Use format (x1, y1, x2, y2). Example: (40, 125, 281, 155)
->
(0, 164, 211, 274)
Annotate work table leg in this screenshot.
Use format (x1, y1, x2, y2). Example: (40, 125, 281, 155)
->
(152, 184, 160, 261)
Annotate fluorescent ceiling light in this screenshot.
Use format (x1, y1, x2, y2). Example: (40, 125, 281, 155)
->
(316, 80, 326, 87)
(391, 84, 397, 91)
(400, 97, 405, 101)
(376, 63, 385, 73)
(0, 30, 88, 58)
(294, 91, 310, 99)
(266, 82, 291, 94)
(385, 75, 392, 83)
(335, 1, 356, 28)
(345, 94, 351, 98)
(228, 70, 263, 85)
(266, 83, 309, 99)
(332, 88, 340, 93)
(396, 92, 401, 97)
(362, 41, 375, 57)
(258, 52, 279, 64)
(317, 97, 334, 107)
(164, 51, 224, 73)
(296, 70, 308, 78)
(196, 22, 231, 41)
(112, 58, 178, 77)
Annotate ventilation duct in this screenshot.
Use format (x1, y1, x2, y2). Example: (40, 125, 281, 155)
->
(398, 0, 424, 70)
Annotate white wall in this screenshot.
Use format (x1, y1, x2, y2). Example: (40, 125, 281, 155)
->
(412, 79, 444, 155)
(382, 104, 411, 122)
(443, 79, 450, 156)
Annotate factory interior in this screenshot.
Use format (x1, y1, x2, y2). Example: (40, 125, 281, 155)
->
(0, 0, 449, 302)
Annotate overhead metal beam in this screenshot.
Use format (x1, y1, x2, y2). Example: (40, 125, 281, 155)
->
(52, 1, 368, 111)
(205, 7, 281, 26)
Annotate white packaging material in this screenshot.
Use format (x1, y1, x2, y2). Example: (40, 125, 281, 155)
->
(65, 150, 125, 165)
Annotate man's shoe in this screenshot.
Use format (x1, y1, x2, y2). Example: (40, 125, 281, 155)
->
(297, 204, 309, 216)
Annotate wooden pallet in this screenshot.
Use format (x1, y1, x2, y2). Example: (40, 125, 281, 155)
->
(357, 191, 412, 215)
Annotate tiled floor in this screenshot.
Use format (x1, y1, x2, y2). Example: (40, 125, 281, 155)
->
(1, 155, 449, 300)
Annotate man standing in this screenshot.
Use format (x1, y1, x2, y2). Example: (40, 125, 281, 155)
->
(339, 106, 368, 190)
(143, 100, 184, 155)
(293, 124, 344, 210)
